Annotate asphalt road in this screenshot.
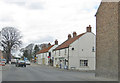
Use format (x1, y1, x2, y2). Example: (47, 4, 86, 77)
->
(2, 63, 116, 81)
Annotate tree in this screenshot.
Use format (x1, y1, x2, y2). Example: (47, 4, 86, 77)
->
(23, 50, 28, 58)
(1, 27, 22, 63)
(34, 45, 40, 57)
(23, 50, 32, 61)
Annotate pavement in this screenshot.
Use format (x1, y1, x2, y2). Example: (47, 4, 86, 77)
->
(1, 63, 118, 81)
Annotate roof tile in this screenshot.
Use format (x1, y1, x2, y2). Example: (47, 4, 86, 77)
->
(54, 33, 85, 50)
(37, 45, 54, 54)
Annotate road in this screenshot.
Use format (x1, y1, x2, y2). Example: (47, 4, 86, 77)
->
(2, 63, 116, 81)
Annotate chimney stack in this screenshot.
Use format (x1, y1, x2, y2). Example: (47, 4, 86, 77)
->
(87, 25, 92, 32)
(48, 43, 51, 47)
(55, 40, 58, 45)
(68, 34, 71, 39)
(42, 44, 46, 49)
(73, 32, 77, 37)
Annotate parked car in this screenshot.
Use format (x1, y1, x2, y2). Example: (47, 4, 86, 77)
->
(25, 60, 30, 65)
(0, 59, 6, 66)
(1, 59, 6, 64)
(16, 60, 26, 67)
(11, 59, 17, 64)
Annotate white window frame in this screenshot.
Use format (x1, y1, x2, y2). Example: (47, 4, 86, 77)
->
(80, 60, 88, 67)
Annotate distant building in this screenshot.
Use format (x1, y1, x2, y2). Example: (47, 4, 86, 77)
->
(96, 1, 119, 80)
(53, 25, 95, 70)
(37, 40, 58, 66)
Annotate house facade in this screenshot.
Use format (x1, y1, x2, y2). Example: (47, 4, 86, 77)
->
(53, 25, 96, 70)
(96, 1, 120, 80)
(37, 40, 58, 66)
(53, 48, 69, 68)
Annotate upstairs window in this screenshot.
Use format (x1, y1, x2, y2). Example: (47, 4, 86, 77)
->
(59, 50, 60, 56)
(92, 46, 95, 52)
(55, 51, 56, 55)
(65, 49, 67, 55)
(72, 48, 74, 50)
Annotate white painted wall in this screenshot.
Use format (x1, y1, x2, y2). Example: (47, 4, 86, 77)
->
(37, 45, 58, 65)
(69, 32, 96, 70)
(53, 48, 69, 68)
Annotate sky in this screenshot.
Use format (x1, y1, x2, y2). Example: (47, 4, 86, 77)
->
(0, 0, 101, 48)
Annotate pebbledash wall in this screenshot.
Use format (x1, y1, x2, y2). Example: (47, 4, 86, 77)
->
(96, 1, 120, 80)
(69, 32, 95, 70)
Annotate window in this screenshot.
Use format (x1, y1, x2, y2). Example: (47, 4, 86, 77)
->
(59, 50, 60, 56)
(82, 49, 83, 51)
(55, 51, 56, 55)
(92, 47, 95, 52)
(80, 60, 88, 67)
(65, 49, 66, 55)
(72, 48, 74, 50)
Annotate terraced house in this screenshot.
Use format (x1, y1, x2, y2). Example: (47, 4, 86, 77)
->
(53, 25, 96, 70)
(37, 40, 58, 66)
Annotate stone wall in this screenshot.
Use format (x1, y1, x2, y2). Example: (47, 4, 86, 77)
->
(96, 2, 119, 80)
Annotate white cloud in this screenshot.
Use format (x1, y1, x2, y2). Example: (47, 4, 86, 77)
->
(0, 0, 101, 47)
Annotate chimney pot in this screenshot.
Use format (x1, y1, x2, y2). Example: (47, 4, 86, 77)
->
(87, 25, 92, 32)
(68, 34, 71, 39)
(55, 40, 58, 45)
(73, 32, 77, 37)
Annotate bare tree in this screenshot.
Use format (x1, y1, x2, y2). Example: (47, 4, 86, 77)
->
(1, 27, 22, 63)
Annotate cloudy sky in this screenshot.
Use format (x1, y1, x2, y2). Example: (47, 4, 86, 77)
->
(0, 0, 101, 48)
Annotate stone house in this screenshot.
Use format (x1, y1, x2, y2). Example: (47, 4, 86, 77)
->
(96, 1, 120, 80)
(53, 25, 96, 70)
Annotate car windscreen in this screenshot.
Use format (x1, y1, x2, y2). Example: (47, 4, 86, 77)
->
(2, 59, 6, 61)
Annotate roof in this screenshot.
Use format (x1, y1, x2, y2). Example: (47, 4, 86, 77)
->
(95, 1, 102, 16)
(37, 45, 54, 54)
(54, 33, 85, 51)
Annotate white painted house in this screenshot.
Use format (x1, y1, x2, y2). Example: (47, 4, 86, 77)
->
(53, 25, 96, 70)
(37, 40, 58, 66)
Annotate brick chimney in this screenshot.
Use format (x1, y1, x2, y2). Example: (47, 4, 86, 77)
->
(48, 43, 51, 47)
(42, 44, 46, 49)
(68, 34, 71, 39)
(55, 40, 58, 45)
(87, 25, 92, 32)
(73, 32, 77, 37)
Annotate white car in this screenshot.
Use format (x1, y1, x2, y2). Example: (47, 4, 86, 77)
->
(11, 59, 17, 64)
(25, 60, 30, 65)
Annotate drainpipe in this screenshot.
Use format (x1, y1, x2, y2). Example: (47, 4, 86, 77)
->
(67, 46, 69, 70)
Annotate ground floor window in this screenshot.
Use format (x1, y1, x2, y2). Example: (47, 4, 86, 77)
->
(80, 60, 88, 66)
